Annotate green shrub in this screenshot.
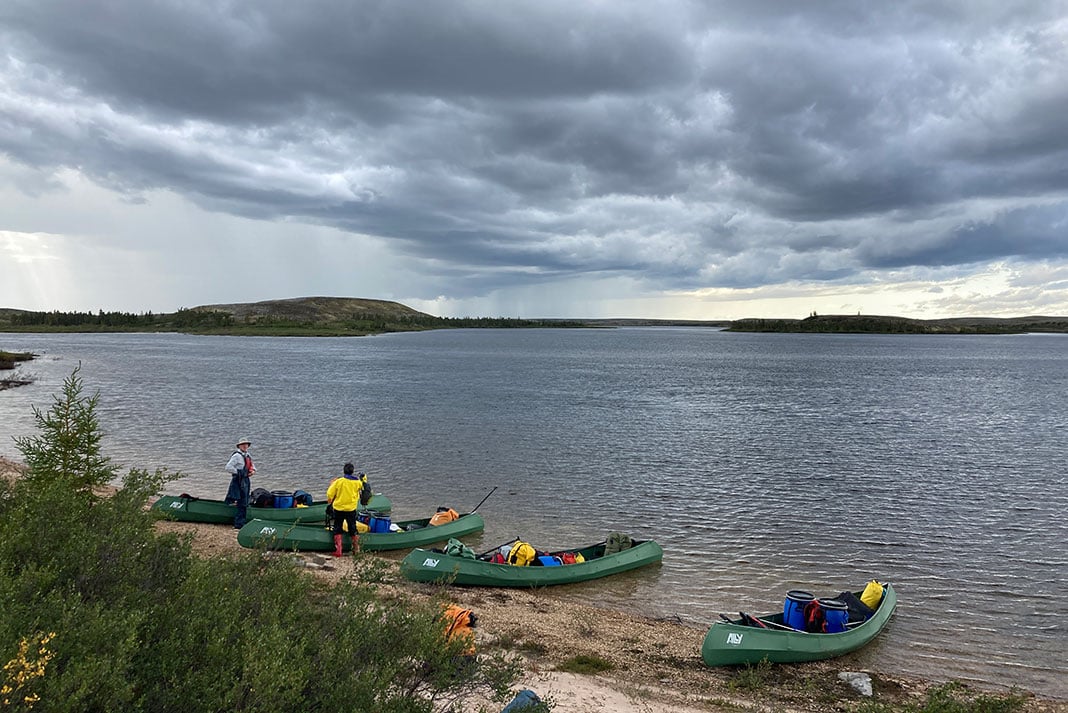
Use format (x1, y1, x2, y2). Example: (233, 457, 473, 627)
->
(0, 368, 526, 712)
(856, 681, 1027, 713)
(726, 658, 774, 692)
(554, 654, 614, 675)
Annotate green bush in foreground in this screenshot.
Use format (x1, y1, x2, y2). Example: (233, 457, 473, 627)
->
(0, 368, 523, 712)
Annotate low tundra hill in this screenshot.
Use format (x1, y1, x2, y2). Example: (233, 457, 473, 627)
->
(189, 296, 432, 323)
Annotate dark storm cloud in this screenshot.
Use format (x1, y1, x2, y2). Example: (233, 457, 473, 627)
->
(864, 204, 1068, 269)
(2, 0, 1067, 298)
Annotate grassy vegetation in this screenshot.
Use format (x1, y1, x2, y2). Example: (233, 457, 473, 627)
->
(0, 368, 528, 712)
(726, 658, 775, 692)
(856, 681, 1028, 713)
(490, 630, 549, 658)
(553, 654, 614, 675)
(716, 659, 1030, 713)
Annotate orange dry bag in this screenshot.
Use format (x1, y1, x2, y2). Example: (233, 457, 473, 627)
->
(429, 507, 460, 526)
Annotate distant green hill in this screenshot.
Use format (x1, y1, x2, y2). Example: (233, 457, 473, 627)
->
(189, 296, 432, 323)
(0, 297, 583, 335)
(0, 297, 432, 335)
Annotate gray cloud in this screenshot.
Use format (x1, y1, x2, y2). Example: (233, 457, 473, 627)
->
(2, 0, 1067, 309)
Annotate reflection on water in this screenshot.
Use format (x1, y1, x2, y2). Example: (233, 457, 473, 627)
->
(0, 329, 1066, 698)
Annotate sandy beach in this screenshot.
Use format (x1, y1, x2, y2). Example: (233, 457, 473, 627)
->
(2, 456, 1064, 712)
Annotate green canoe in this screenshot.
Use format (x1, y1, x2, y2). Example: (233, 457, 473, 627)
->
(399, 538, 663, 587)
(701, 583, 897, 666)
(151, 493, 393, 524)
(236, 513, 486, 552)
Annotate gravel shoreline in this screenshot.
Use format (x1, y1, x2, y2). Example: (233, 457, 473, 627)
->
(145, 516, 1068, 713)
(2, 456, 1063, 712)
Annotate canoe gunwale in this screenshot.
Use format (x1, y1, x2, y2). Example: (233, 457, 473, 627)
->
(399, 539, 664, 587)
(700, 583, 897, 667)
(151, 493, 392, 524)
(237, 512, 485, 552)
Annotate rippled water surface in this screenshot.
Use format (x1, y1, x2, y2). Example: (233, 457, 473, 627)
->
(2, 329, 1066, 697)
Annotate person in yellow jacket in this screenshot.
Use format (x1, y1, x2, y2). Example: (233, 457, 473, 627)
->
(326, 462, 366, 557)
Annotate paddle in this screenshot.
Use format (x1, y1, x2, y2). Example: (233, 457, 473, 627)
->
(724, 612, 795, 631)
(477, 536, 520, 559)
(739, 612, 768, 629)
(469, 486, 497, 514)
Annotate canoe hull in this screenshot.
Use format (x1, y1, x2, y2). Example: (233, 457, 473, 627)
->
(151, 494, 393, 524)
(237, 513, 485, 552)
(399, 539, 663, 587)
(701, 584, 897, 666)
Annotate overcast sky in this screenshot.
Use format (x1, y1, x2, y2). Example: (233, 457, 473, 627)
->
(2, 1, 1067, 319)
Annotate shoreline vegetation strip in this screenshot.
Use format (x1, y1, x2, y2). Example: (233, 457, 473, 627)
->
(3, 297, 1067, 335)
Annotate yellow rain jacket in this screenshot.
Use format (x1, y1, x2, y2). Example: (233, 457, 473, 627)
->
(326, 475, 365, 512)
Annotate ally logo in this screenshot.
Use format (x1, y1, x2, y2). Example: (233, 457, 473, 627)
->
(259, 527, 276, 536)
(422, 558, 440, 568)
(726, 632, 743, 646)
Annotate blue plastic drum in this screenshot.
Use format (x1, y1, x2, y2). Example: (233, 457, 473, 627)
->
(784, 590, 815, 630)
(819, 598, 849, 633)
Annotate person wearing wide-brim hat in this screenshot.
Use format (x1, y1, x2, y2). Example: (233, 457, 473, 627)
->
(224, 438, 256, 529)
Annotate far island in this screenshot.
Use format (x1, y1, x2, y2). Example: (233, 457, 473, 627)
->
(727, 313, 1068, 334)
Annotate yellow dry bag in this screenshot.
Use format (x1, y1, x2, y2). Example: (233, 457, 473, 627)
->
(860, 580, 884, 609)
(341, 520, 370, 534)
(507, 541, 536, 566)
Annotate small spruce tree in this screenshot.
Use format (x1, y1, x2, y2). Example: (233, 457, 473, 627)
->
(14, 365, 113, 495)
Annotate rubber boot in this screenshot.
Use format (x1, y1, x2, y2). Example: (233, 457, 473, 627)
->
(350, 535, 360, 554)
(332, 534, 343, 558)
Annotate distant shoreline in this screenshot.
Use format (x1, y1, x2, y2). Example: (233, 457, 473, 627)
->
(3, 315, 1068, 336)
(725, 314, 1068, 334)
(3, 297, 1067, 336)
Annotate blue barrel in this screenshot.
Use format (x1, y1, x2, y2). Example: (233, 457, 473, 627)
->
(784, 590, 815, 630)
(369, 515, 391, 533)
(270, 490, 294, 508)
(820, 598, 849, 633)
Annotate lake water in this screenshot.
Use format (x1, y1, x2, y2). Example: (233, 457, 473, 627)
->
(1, 329, 1065, 698)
